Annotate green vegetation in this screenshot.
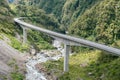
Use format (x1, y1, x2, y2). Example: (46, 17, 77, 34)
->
(87, 53, 120, 80)
(17, 0, 120, 47)
(17, 0, 66, 21)
(1, 0, 120, 80)
(9, 36, 29, 52)
(0, 33, 29, 52)
(13, 2, 60, 32)
(10, 2, 61, 50)
(27, 30, 55, 50)
(0, 75, 7, 80)
(0, 1, 25, 79)
(10, 72, 24, 80)
(0, 0, 57, 51)
(61, 0, 100, 30)
(44, 50, 120, 80)
(8, 58, 25, 80)
(69, 0, 120, 46)
(0, 0, 14, 35)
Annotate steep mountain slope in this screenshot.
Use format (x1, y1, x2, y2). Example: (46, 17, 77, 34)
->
(61, 0, 100, 29)
(69, 0, 120, 46)
(15, 0, 65, 22)
(22, 0, 120, 44)
(17, 0, 100, 31)
(12, 3, 61, 49)
(25, 0, 120, 46)
(16, 0, 120, 80)
(0, 1, 26, 80)
(3, 0, 120, 80)
(0, 40, 25, 80)
(0, 0, 15, 34)
(14, 5, 60, 31)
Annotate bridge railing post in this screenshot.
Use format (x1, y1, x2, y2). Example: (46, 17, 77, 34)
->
(64, 44, 70, 72)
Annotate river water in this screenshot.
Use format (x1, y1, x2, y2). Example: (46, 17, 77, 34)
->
(26, 40, 63, 80)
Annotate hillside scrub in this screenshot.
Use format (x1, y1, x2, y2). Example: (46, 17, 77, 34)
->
(44, 50, 120, 80)
(69, 0, 120, 46)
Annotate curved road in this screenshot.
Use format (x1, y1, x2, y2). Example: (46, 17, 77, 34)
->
(14, 18, 120, 56)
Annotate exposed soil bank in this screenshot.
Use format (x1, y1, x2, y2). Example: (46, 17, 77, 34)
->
(0, 40, 26, 80)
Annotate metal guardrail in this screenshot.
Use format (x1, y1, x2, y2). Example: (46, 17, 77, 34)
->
(14, 18, 120, 56)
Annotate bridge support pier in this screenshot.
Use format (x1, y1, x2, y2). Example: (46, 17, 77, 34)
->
(22, 27, 27, 43)
(64, 44, 70, 72)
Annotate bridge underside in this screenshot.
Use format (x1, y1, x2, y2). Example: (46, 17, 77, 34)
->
(20, 25, 120, 72)
(21, 26, 83, 72)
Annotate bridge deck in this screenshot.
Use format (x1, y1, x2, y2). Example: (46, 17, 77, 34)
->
(14, 18, 120, 72)
(14, 18, 120, 56)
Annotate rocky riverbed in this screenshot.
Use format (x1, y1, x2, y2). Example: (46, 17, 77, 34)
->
(26, 40, 63, 80)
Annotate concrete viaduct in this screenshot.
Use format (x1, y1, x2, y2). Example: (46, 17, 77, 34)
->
(14, 18, 120, 72)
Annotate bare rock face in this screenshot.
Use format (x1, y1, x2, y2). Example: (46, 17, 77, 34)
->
(30, 48, 36, 56)
(29, 46, 39, 56)
(0, 40, 26, 80)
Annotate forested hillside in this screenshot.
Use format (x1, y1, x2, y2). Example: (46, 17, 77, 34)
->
(19, 0, 66, 21)
(1, 0, 120, 80)
(11, 1, 61, 49)
(0, 0, 14, 34)
(69, 0, 120, 46)
(17, 0, 120, 47)
(14, 0, 120, 80)
(17, 0, 100, 31)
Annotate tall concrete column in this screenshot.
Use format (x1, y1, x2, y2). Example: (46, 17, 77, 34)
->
(64, 44, 70, 72)
(23, 27, 27, 43)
